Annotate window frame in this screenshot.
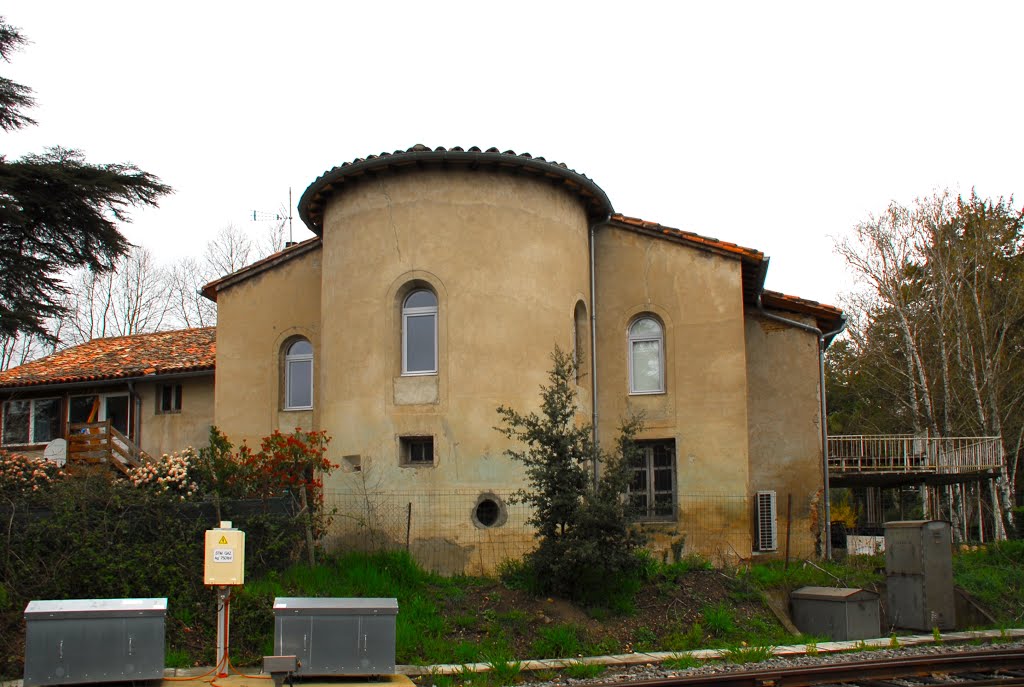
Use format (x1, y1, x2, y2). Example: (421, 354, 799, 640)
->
(284, 338, 314, 411)
(626, 439, 677, 521)
(627, 316, 665, 395)
(402, 289, 438, 376)
(157, 384, 183, 415)
(2, 397, 62, 446)
(400, 435, 435, 467)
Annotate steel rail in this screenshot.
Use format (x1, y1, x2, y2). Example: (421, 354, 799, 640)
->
(604, 647, 1024, 687)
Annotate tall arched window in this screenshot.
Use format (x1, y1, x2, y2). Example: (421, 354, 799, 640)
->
(628, 317, 664, 394)
(284, 338, 313, 409)
(402, 289, 437, 375)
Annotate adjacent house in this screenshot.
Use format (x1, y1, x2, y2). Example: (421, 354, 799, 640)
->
(2, 145, 843, 571)
(0, 328, 216, 469)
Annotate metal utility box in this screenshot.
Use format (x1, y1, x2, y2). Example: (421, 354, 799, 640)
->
(885, 520, 955, 630)
(23, 598, 167, 686)
(204, 522, 245, 585)
(790, 587, 880, 641)
(273, 597, 398, 676)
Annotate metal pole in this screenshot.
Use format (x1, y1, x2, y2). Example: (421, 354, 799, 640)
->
(216, 586, 229, 677)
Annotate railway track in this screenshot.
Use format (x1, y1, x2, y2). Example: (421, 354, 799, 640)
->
(607, 647, 1024, 687)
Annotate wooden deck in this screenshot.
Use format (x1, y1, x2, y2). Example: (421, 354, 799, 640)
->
(828, 434, 1002, 487)
(67, 420, 148, 474)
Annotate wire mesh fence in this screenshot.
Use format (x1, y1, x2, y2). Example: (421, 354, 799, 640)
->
(322, 489, 753, 575)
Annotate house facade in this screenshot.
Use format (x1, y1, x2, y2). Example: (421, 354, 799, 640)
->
(0, 329, 216, 465)
(202, 145, 844, 571)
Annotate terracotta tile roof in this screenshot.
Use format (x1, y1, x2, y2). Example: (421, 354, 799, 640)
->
(0, 328, 216, 390)
(609, 214, 765, 262)
(202, 237, 321, 302)
(608, 214, 767, 304)
(299, 144, 615, 233)
(760, 290, 845, 334)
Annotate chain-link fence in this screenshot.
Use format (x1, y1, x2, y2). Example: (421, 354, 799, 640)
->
(323, 489, 753, 575)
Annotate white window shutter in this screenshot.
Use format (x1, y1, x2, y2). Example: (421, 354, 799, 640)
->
(755, 490, 778, 552)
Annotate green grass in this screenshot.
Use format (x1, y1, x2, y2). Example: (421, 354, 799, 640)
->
(702, 603, 736, 637)
(165, 648, 191, 668)
(722, 644, 775, 664)
(530, 624, 583, 658)
(741, 556, 884, 591)
(664, 652, 701, 670)
(953, 541, 1024, 626)
(562, 662, 605, 679)
(485, 656, 523, 686)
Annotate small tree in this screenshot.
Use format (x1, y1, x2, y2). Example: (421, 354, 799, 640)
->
(496, 347, 645, 606)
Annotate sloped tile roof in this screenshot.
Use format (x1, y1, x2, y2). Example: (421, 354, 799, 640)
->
(202, 237, 321, 302)
(760, 290, 845, 334)
(0, 328, 216, 390)
(608, 213, 767, 303)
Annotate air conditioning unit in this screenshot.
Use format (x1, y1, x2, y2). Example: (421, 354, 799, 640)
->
(755, 490, 778, 552)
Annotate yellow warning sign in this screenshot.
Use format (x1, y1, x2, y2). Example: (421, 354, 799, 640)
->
(218, 536, 228, 545)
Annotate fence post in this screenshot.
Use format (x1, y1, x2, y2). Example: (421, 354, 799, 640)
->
(405, 502, 412, 551)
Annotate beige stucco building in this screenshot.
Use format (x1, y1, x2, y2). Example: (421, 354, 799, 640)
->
(0, 146, 842, 571)
(201, 145, 844, 571)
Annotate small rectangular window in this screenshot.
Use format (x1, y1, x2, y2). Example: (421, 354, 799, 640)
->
(157, 384, 183, 414)
(755, 490, 778, 552)
(400, 436, 434, 466)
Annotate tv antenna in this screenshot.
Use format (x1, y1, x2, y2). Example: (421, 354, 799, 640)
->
(252, 187, 294, 246)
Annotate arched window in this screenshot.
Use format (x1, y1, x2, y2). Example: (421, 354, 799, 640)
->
(284, 338, 313, 409)
(628, 317, 664, 394)
(402, 289, 437, 375)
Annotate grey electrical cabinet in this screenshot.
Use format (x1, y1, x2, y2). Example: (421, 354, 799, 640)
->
(885, 520, 955, 630)
(273, 597, 398, 676)
(790, 587, 880, 641)
(23, 598, 167, 686)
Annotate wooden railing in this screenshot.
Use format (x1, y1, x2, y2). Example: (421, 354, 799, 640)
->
(67, 420, 148, 474)
(827, 434, 1002, 475)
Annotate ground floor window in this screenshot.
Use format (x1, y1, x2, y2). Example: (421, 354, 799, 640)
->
(627, 439, 676, 519)
(400, 436, 434, 466)
(2, 398, 61, 445)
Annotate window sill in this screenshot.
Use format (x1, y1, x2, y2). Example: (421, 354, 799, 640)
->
(400, 371, 437, 377)
(628, 390, 666, 396)
(282, 406, 313, 412)
(155, 410, 182, 416)
(400, 462, 436, 468)
(1, 442, 48, 450)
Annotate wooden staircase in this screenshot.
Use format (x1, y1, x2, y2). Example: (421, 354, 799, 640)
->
(67, 420, 149, 474)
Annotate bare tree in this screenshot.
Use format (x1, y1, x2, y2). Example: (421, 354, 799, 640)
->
(833, 191, 1023, 537)
(59, 246, 170, 346)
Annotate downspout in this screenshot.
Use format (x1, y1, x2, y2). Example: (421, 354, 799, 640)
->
(589, 215, 612, 487)
(755, 288, 846, 560)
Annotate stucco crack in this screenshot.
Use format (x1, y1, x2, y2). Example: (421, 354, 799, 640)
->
(378, 179, 402, 261)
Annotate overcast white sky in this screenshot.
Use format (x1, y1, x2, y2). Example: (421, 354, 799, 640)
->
(4, 1, 1022, 307)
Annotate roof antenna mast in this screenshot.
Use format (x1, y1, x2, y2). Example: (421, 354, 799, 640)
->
(252, 187, 295, 247)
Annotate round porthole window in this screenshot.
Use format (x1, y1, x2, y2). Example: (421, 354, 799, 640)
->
(472, 493, 507, 529)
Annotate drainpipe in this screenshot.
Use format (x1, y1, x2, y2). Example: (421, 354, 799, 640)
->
(755, 290, 847, 560)
(589, 215, 612, 487)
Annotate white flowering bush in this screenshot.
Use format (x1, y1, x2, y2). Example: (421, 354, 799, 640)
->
(127, 448, 200, 501)
(0, 450, 64, 495)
